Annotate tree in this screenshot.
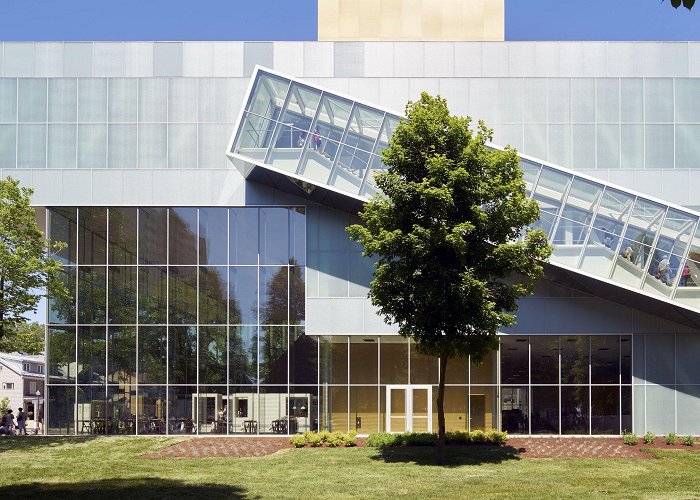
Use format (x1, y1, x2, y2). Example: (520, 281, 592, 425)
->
(0, 177, 64, 339)
(0, 322, 44, 354)
(347, 94, 551, 465)
(665, 0, 695, 10)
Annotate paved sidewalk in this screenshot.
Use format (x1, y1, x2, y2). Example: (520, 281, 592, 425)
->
(140, 436, 674, 459)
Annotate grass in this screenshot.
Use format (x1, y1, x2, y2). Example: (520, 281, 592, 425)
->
(0, 437, 700, 499)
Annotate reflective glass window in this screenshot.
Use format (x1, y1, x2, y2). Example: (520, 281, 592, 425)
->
(18, 79, 47, 122)
(108, 207, 137, 265)
(320, 336, 348, 385)
(500, 336, 528, 384)
(530, 336, 559, 384)
(260, 208, 289, 265)
(260, 266, 288, 324)
(199, 208, 228, 265)
(138, 208, 167, 265)
(108, 266, 137, 324)
(378, 337, 404, 385)
(168, 326, 197, 384)
(561, 386, 589, 434)
(229, 266, 258, 325)
(169, 208, 197, 265)
(561, 336, 589, 385)
(138, 326, 167, 384)
(48, 326, 76, 383)
(79, 207, 107, 265)
(244, 73, 289, 120)
(169, 266, 197, 325)
(591, 336, 619, 384)
(49, 266, 76, 324)
(290, 328, 317, 385)
(230, 208, 258, 265)
(229, 325, 257, 385)
(531, 386, 559, 434)
(138, 266, 167, 324)
(48, 79, 77, 123)
(199, 266, 228, 325)
(199, 326, 227, 384)
(137, 386, 166, 432)
(107, 326, 136, 384)
(591, 386, 619, 434)
(501, 386, 528, 434)
(259, 325, 288, 384)
(49, 207, 77, 265)
(78, 266, 106, 324)
(77, 326, 106, 384)
(168, 386, 195, 434)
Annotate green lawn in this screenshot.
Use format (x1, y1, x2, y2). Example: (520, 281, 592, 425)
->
(0, 437, 699, 499)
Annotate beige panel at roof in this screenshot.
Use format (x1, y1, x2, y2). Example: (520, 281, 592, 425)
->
(318, 0, 505, 41)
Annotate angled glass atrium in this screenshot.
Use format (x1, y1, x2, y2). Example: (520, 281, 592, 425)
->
(230, 68, 700, 314)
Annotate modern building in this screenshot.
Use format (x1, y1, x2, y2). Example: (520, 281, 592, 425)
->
(0, 352, 45, 430)
(2, 0, 699, 436)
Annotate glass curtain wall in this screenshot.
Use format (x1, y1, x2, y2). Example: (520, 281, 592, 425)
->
(232, 71, 396, 198)
(46, 206, 314, 435)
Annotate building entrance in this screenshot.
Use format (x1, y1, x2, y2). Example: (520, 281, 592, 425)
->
(385, 385, 432, 433)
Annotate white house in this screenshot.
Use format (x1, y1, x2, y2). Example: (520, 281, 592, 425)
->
(0, 352, 45, 430)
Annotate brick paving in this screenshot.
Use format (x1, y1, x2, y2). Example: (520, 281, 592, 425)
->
(141, 436, 691, 459)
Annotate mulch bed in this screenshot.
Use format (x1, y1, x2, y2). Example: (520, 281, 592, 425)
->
(140, 436, 697, 460)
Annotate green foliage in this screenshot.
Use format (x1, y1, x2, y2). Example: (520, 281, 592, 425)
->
(308, 433, 323, 447)
(666, 0, 695, 10)
(0, 177, 65, 339)
(683, 435, 695, 446)
(643, 432, 656, 445)
(347, 94, 550, 464)
(342, 430, 358, 447)
(318, 430, 332, 443)
(0, 322, 44, 354)
(0, 396, 9, 415)
(666, 432, 678, 445)
(289, 435, 306, 448)
(366, 430, 507, 449)
(326, 431, 347, 448)
(622, 432, 638, 446)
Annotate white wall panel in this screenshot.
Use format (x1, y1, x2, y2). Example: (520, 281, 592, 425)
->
(662, 169, 690, 206)
(122, 169, 153, 205)
(533, 43, 559, 77)
(438, 78, 469, 117)
(183, 42, 214, 77)
(424, 42, 454, 77)
(454, 42, 481, 77)
(123, 42, 153, 77)
(303, 42, 333, 77)
(34, 43, 64, 77)
(61, 169, 92, 204)
(213, 42, 244, 77)
(378, 78, 410, 113)
(393, 42, 424, 77)
(93, 43, 124, 77)
(91, 170, 123, 204)
(273, 42, 304, 77)
(481, 43, 508, 77)
(4, 43, 33, 77)
(347, 78, 380, 105)
(364, 42, 394, 77)
(408, 78, 439, 101)
(507, 42, 536, 77)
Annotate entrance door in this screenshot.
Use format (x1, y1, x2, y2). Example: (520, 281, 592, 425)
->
(386, 385, 432, 433)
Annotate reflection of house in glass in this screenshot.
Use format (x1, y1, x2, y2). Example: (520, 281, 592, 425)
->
(22, 18, 700, 437)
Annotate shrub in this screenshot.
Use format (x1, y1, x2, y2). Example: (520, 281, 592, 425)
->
(666, 432, 678, 445)
(643, 432, 655, 445)
(289, 435, 306, 448)
(366, 432, 395, 448)
(623, 432, 638, 445)
(402, 432, 436, 446)
(326, 431, 346, 448)
(470, 430, 486, 443)
(307, 433, 323, 447)
(318, 430, 332, 443)
(486, 429, 508, 445)
(342, 430, 358, 447)
(445, 430, 470, 445)
(683, 435, 695, 446)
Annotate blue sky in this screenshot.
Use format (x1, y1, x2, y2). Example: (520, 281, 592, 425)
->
(0, 0, 698, 41)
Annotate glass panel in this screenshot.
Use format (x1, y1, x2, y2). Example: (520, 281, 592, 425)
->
(621, 336, 632, 385)
(260, 207, 289, 265)
(138, 208, 167, 265)
(199, 266, 228, 325)
(290, 327, 316, 385)
(108, 78, 137, 122)
(76, 386, 106, 435)
(199, 326, 227, 384)
(47, 386, 75, 435)
(108, 207, 137, 265)
(281, 83, 322, 132)
(77, 326, 106, 384)
(410, 343, 438, 385)
(0, 125, 16, 168)
(378, 337, 405, 384)
(196, 386, 226, 434)
(259, 325, 288, 384)
(234, 113, 276, 154)
(230, 208, 258, 265)
(470, 386, 497, 431)
(138, 266, 167, 324)
(49, 267, 76, 324)
(331, 145, 368, 193)
(561, 336, 589, 385)
(77, 266, 106, 324)
(168, 326, 197, 384)
(260, 266, 287, 325)
(520, 159, 541, 197)
(48, 79, 77, 123)
(108, 124, 137, 168)
(78, 79, 108, 122)
(229, 387, 257, 434)
(168, 386, 195, 435)
(138, 326, 168, 384)
(199, 208, 227, 265)
(0, 79, 17, 122)
(138, 123, 167, 168)
(138, 78, 167, 122)
(229, 266, 258, 325)
(49, 207, 77, 265)
(621, 385, 632, 434)
(137, 386, 166, 434)
(500, 336, 528, 384)
(470, 351, 496, 384)
(17, 124, 46, 168)
(18, 79, 47, 122)
(411, 388, 430, 432)
(169, 208, 197, 265)
(389, 387, 406, 433)
(591, 336, 619, 384)
(108, 266, 136, 324)
(591, 386, 619, 435)
(290, 387, 316, 433)
(107, 385, 136, 434)
(561, 386, 589, 434)
(77, 125, 105, 163)
(48, 124, 76, 168)
(48, 326, 76, 383)
(168, 123, 197, 168)
(290, 207, 306, 266)
(168, 79, 198, 123)
(267, 122, 304, 173)
(169, 266, 197, 325)
(350, 386, 379, 434)
(531, 386, 559, 434)
(501, 386, 528, 434)
(550, 219, 589, 267)
(79, 207, 107, 265)
(289, 266, 305, 325)
(245, 73, 290, 120)
(229, 325, 257, 384)
(320, 336, 348, 384)
(108, 326, 136, 385)
(259, 386, 289, 435)
(530, 336, 559, 384)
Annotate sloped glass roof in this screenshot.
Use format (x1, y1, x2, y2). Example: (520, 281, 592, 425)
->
(228, 67, 700, 316)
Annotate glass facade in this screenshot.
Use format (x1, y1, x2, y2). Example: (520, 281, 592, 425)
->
(46, 206, 312, 435)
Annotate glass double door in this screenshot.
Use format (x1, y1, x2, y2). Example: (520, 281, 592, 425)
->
(386, 385, 432, 433)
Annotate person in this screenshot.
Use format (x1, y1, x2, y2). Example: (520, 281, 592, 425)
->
(681, 264, 691, 286)
(657, 255, 672, 285)
(0, 412, 6, 435)
(312, 128, 321, 151)
(5, 409, 14, 435)
(622, 246, 634, 262)
(16, 408, 26, 435)
(296, 133, 306, 148)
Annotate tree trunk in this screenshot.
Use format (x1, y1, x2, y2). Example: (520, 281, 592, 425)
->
(436, 350, 449, 465)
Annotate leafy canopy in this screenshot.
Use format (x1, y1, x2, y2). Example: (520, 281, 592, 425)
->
(0, 177, 65, 338)
(0, 322, 44, 355)
(348, 93, 551, 361)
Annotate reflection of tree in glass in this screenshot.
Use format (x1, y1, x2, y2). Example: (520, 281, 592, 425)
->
(77, 267, 106, 324)
(108, 208, 137, 265)
(138, 267, 167, 324)
(48, 267, 76, 324)
(259, 326, 287, 384)
(229, 327, 256, 384)
(138, 327, 167, 384)
(261, 259, 305, 325)
(109, 267, 136, 324)
(564, 337, 588, 385)
(108, 327, 136, 385)
(200, 268, 227, 324)
(199, 327, 226, 384)
(47, 327, 74, 383)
